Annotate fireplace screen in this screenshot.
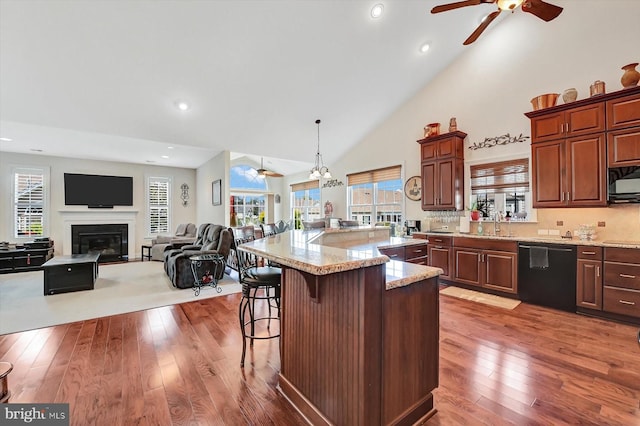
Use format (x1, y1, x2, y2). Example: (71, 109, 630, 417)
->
(71, 224, 128, 263)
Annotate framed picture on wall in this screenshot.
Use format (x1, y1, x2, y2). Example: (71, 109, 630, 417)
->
(212, 179, 222, 205)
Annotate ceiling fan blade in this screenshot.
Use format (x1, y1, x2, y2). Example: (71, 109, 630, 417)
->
(463, 9, 501, 45)
(431, 0, 485, 14)
(521, 0, 563, 22)
(262, 170, 284, 178)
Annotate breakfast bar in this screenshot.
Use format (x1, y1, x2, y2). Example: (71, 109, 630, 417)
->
(239, 228, 443, 426)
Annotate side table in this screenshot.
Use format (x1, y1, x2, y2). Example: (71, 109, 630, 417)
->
(190, 254, 225, 296)
(141, 244, 152, 261)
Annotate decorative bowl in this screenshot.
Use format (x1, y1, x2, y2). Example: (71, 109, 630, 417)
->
(531, 93, 559, 110)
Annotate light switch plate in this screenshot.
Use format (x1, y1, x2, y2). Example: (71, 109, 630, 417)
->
(548, 229, 560, 236)
(537, 229, 549, 235)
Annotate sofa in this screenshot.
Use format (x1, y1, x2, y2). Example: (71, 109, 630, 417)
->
(150, 223, 197, 261)
(164, 224, 233, 289)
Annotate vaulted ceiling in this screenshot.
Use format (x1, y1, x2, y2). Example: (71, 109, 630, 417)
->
(0, 0, 508, 173)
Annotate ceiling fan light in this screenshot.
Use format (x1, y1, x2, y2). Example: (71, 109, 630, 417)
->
(497, 0, 523, 11)
(322, 170, 332, 179)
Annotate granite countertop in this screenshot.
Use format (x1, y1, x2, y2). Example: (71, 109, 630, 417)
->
(238, 230, 442, 290)
(413, 231, 640, 249)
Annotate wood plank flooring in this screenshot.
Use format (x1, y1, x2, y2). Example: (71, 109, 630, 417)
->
(1, 289, 639, 425)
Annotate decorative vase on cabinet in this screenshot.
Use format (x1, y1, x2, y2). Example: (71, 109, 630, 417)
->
(562, 88, 578, 103)
(621, 62, 640, 88)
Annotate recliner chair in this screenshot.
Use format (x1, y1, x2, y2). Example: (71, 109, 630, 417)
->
(150, 223, 196, 261)
(165, 224, 233, 289)
(163, 223, 211, 273)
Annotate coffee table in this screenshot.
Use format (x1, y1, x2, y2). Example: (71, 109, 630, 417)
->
(43, 253, 100, 295)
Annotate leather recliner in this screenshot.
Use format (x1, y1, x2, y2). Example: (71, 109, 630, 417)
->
(165, 224, 233, 289)
(163, 223, 211, 273)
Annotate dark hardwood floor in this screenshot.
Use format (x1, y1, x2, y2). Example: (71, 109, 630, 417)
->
(1, 288, 639, 425)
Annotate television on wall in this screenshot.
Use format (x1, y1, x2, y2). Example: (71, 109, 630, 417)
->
(64, 173, 133, 208)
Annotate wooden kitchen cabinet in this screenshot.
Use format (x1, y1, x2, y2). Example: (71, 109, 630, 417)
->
(452, 237, 518, 294)
(603, 247, 640, 320)
(378, 242, 428, 265)
(576, 246, 603, 310)
(426, 235, 452, 281)
(530, 103, 605, 143)
(418, 131, 466, 211)
(531, 134, 607, 207)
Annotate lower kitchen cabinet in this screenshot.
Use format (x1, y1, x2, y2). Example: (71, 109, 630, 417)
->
(378, 242, 428, 265)
(576, 246, 603, 310)
(603, 247, 640, 320)
(453, 238, 518, 294)
(426, 235, 452, 281)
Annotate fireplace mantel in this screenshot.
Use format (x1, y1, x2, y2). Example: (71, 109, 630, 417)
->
(60, 209, 138, 256)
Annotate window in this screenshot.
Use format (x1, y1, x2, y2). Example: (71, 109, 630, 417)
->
(13, 168, 46, 238)
(147, 176, 171, 235)
(347, 165, 403, 225)
(470, 158, 530, 220)
(290, 181, 321, 229)
(230, 165, 267, 226)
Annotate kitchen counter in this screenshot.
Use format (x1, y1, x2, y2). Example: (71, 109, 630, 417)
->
(239, 230, 442, 289)
(413, 231, 640, 249)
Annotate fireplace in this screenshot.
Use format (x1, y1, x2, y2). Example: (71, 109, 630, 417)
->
(71, 224, 128, 263)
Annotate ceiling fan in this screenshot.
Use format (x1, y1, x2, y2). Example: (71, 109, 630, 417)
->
(256, 157, 283, 178)
(431, 0, 563, 45)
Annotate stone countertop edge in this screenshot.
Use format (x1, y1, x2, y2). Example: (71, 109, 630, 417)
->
(237, 231, 443, 290)
(413, 232, 640, 249)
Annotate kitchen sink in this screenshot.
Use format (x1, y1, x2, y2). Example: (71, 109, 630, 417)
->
(428, 230, 453, 234)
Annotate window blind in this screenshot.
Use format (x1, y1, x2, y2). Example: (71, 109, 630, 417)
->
(14, 170, 45, 237)
(470, 158, 529, 194)
(290, 180, 319, 192)
(347, 165, 402, 186)
(148, 177, 170, 234)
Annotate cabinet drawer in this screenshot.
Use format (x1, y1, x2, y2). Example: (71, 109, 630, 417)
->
(13, 254, 46, 268)
(426, 235, 452, 246)
(577, 246, 603, 260)
(406, 256, 428, 265)
(607, 129, 640, 167)
(605, 247, 640, 263)
(607, 92, 640, 130)
(379, 246, 405, 261)
(604, 262, 640, 290)
(603, 286, 640, 318)
(405, 245, 427, 259)
(456, 237, 517, 252)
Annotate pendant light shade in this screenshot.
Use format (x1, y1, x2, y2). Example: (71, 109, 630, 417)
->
(309, 119, 331, 180)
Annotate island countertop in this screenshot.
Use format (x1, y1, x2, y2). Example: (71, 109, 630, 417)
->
(237, 228, 442, 289)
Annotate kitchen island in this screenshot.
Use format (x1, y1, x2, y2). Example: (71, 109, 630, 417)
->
(239, 228, 442, 426)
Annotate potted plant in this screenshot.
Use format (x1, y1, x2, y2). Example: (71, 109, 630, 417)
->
(469, 203, 481, 221)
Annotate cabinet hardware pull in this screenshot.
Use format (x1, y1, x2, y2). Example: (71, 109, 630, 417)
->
(596, 266, 600, 277)
(561, 192, 565, 201)
(620, 274, 636, 279)
(388, 254, 398, 258)
(619, 300, 635, 305)
(566, 122, 570, 132)
(567, 192, 570, 201)
(560, 123, 564, 133)
(582, 251, 596, 255)
(435, 245, 443, 249)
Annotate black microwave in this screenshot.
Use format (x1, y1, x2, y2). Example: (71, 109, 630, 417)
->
(608, 166, 640, 203)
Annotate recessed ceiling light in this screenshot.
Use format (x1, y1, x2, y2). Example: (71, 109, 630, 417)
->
(371, 4, 384, 19)
(0, 137, 12, 142)
(161, 155, 169, 159)
(146, 160, 156, 163)
(167, 146, 174, 149)
(419, 43, 431, 53)
(175, 101, 190, 111)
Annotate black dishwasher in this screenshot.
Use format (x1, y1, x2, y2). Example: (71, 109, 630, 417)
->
(518, 243, 577, 312)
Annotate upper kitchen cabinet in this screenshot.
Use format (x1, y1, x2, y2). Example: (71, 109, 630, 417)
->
(526, 86, 640, 208)
(417, 131, 466, 211)
(606, 91, 640, 166)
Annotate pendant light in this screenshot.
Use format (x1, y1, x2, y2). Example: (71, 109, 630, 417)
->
(309, 119, 331, 180)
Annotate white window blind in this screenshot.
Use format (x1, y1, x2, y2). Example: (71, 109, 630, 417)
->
(14, 169, 45, 238)
(470, 158, 530, 194)
(148, 177, 170, 235)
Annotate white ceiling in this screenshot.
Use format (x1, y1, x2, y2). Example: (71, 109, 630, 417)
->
(0, 0, 509, 174)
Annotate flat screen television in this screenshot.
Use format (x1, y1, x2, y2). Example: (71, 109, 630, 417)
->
(64, 173, 133, 208)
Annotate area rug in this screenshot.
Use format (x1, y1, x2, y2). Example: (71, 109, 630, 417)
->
(440, 286, 521, 310)
(0, 261, 241, 335)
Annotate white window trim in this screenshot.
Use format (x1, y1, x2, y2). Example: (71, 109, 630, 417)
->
(146, 175, 172, 237)
(10, 165, 50, 240)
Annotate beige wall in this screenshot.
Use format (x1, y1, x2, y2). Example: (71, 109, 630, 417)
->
(298, 0, 640, 241)
(0, 152, 197, 257)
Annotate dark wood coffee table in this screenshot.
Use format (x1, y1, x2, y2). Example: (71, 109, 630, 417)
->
(43, 253, 100, 295)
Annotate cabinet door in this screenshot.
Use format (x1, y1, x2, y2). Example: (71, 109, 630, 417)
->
(482, 250, 517, 294)
(607, 92, 640, 130)
(566, 134, 607, 206)
(420, 140, 437, 161)
(421, 162, 437, 210)
(531, 111, 564, 143)
(566, 103, 605, 137)
(453, 248, 481, 287)
(437, 159, 455, 209)
(428, 245, 451, 280)
(608, 128, 640, 167)
(532, 140, 565, 207)
(577, 259, 602, 310)
(437, 138, 456, 158)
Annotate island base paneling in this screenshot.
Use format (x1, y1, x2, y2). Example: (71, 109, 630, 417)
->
(278, 265, 439, 426)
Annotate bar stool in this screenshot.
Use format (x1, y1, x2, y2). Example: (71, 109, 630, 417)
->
(234, 235, 281, 367)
